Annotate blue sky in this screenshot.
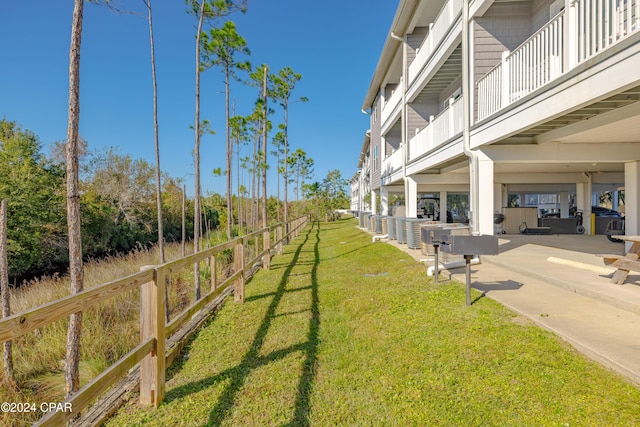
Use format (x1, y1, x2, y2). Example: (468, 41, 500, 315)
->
(0, 1, 396, 197)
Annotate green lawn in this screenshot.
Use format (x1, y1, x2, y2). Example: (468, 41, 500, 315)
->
(106, 218, 640, 426)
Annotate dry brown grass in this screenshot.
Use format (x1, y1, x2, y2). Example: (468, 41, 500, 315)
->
(0, 242, 217, 426)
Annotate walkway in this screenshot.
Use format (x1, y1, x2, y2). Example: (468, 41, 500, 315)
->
(384, 233, 640, 385)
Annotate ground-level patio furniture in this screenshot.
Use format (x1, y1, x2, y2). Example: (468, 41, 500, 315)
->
(519, 221, 552, 235)
(605, 218, 625, 243)
(603, 235, 640, 285)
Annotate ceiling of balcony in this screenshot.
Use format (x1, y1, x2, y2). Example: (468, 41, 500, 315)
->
(495, 85, 640, 145)
(415, 45, 463, 97)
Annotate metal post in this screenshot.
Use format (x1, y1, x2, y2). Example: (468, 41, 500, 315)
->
(465, 255, 473, 306)
(433, 244, 440, 284)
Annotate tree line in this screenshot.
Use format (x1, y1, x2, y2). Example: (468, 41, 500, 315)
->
(0, 119, 190, 281)
(0, 116, 349, 282)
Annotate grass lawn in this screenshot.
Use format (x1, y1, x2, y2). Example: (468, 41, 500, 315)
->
(106, 218, 640, 426)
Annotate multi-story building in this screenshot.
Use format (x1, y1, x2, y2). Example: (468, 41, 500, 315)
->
(351, 131, 373, 213)
(357, 0, 640, 237)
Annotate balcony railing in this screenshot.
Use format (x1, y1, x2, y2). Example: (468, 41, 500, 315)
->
(382, 148, 404, 178)
(408, 97, 463, 161)
(408, 0, 463, 83)
(477, 13, 564, 120)
(381, 79, 403, 127)
(476, 0, 639, 121)
(576, 0, 639, 62)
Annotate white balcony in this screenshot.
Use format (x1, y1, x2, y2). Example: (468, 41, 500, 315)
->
(408, 97, 463, 162)
(381, 148, 404, 184)
(477, 0, 640, 121)
(381, 81, 403, 129)
(408, 0, 463, 84)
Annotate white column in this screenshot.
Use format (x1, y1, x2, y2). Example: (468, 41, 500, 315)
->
(625, 162, 640, 251)
(493, 183, 502, 215)
(576, 177, 593, 234)
(501, 184, 508, 209)
(439, 191, 448, 223)
(560, 191, 569, 218)
(381, 188, 389, 216)
(477, 151, 495, 235)
(406, 177, 418, 218)
(371, 190, 378, 215)
(359, 176, 365, 212)
(381, 135, 387, 159)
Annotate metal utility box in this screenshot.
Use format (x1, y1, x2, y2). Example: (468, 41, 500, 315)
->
(396, 217, 407, 244)
(420, 224, 469, 255)
(387, 217, 397, 240)
(441, 235, 499, 256)
(440, 234, 499, 306)
(420, 224, 446, 245)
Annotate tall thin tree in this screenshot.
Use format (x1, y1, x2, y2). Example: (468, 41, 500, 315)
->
(245, 100, 266, 230)
(201, 20, 250, 240)
(143, 0, 170, 323)
(288, 148, 314, 201)
(249, 64, 272, 228)
(230, 114, 249, 231)
(271, 126, 285, 222)
(270, 67, 307, 232)
(187, 1, 246, 299)
(65, 0, 84, 398)
(261, 66, 269, 228)
(0, 199, 13, 383)
(143, 0, 164, 264)
(191, 0, 206, 301)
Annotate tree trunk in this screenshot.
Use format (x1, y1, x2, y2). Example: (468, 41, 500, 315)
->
(0, 199, 13, 383)
(226, 68, 233, 241)
(252, 131, 257, 231)
(145, 0, 169, 323)
(261, 66, 268, 228)
(236, 140, 242, 233)
(193, 0, 206, 301)
(65, 0, 84, 399)
(182, 183, 186, 257)
(283, 105, 289, 238)
(147, 0, 164, 264)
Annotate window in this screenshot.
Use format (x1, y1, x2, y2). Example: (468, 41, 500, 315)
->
(373, 146, 379, 171)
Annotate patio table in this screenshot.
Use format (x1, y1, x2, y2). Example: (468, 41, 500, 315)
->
(603, 235, 640, 284)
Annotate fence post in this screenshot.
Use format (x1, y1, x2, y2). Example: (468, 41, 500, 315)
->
(234, 239, 245, 303)
(277, 226, 283, 255)
(263, 229, 271, 270)
(140, 265, 166, 407)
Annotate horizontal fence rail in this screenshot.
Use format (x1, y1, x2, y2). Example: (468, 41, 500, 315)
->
(0, 215, 310, 426)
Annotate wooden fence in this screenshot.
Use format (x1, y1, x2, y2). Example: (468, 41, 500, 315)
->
(0, 215, 310, 426)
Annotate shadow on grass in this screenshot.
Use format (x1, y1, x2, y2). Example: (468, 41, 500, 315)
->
(164, 222, 322, 426)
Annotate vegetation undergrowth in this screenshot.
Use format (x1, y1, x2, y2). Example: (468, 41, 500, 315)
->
(0, 241, 231, 426)
(106, 218, 640, 426)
